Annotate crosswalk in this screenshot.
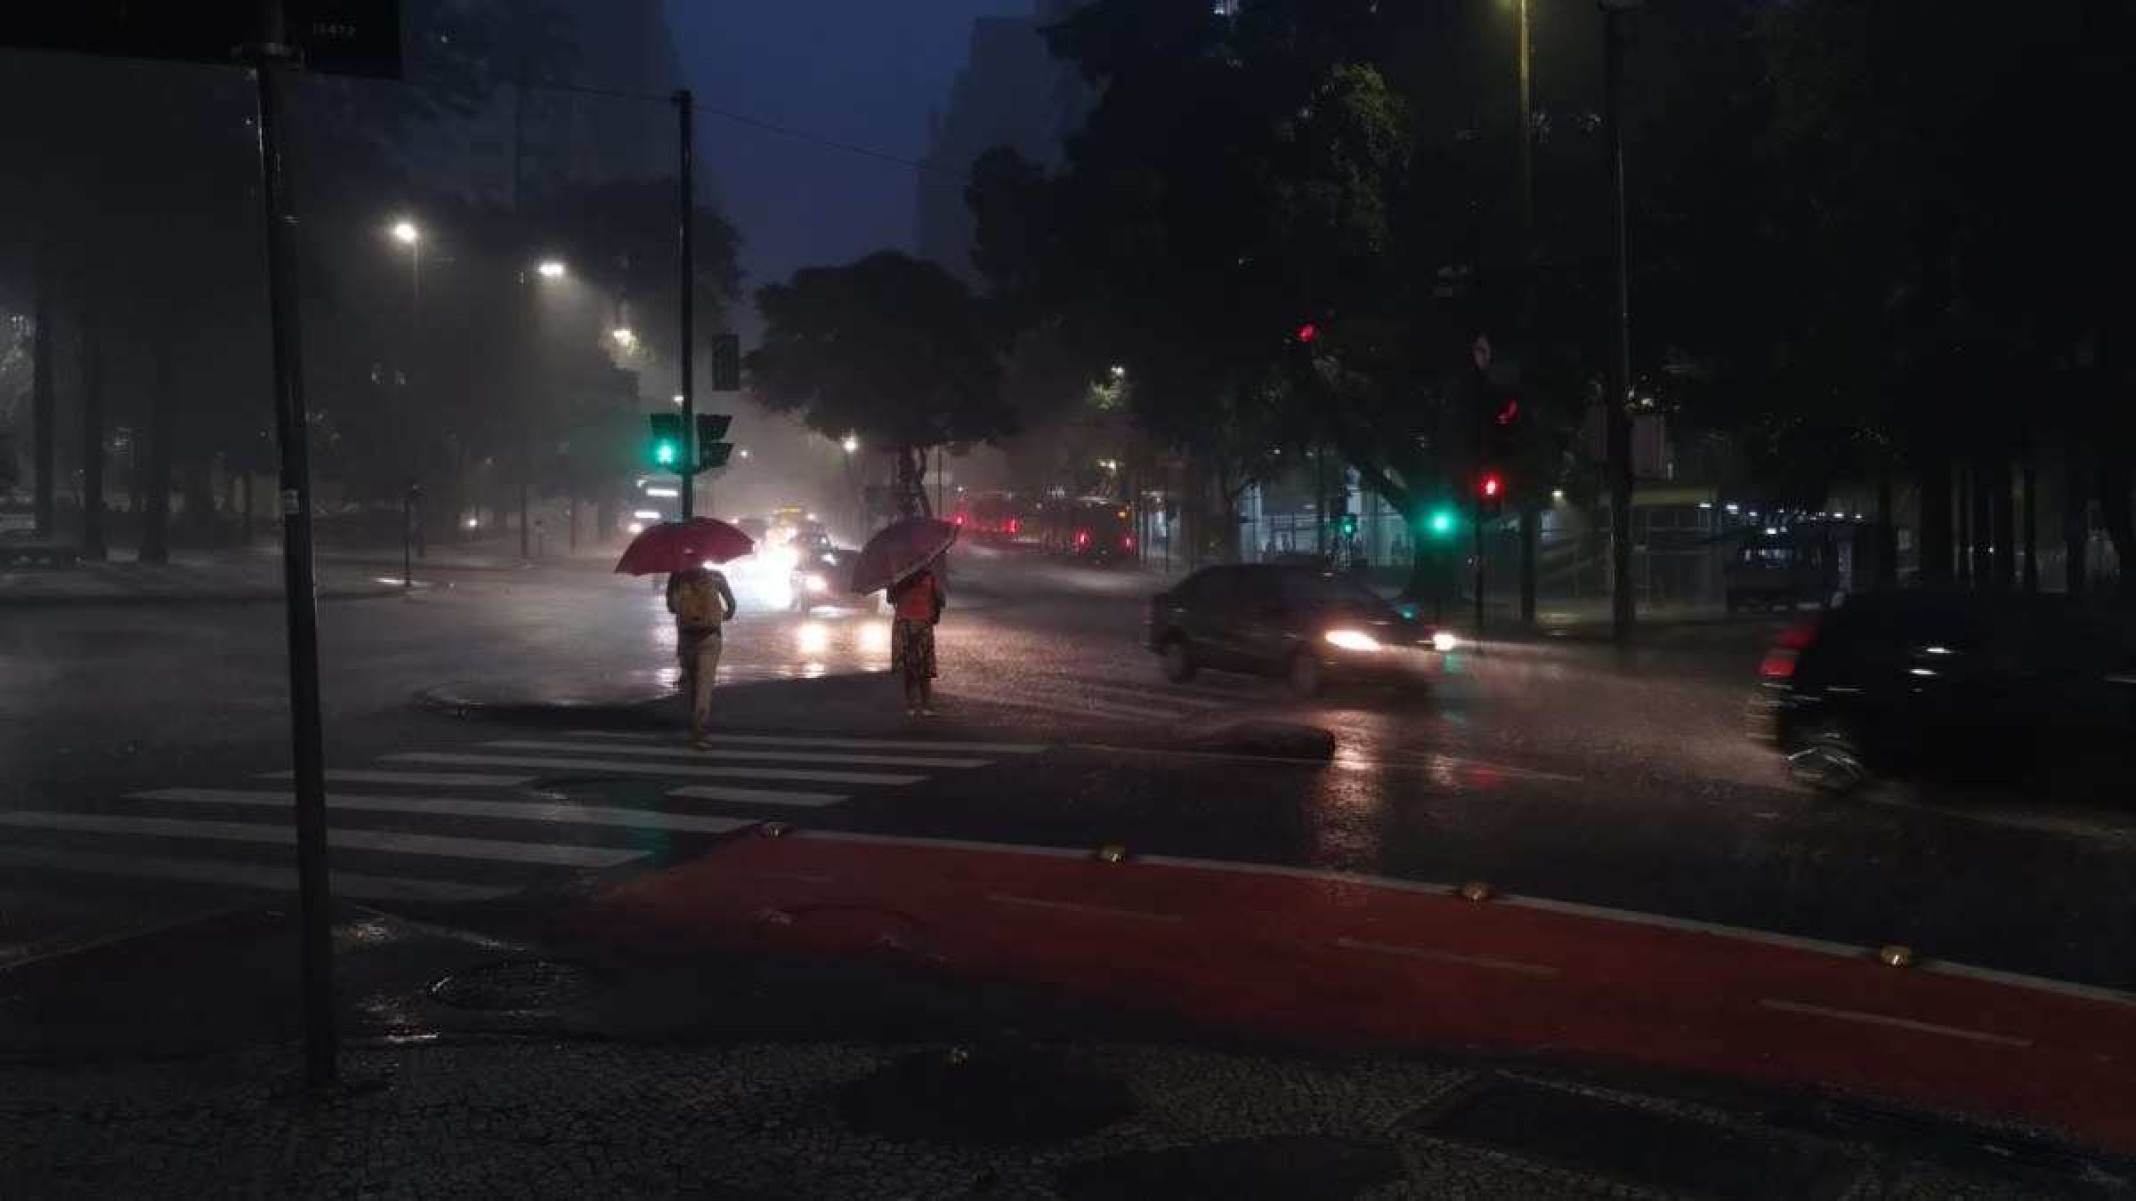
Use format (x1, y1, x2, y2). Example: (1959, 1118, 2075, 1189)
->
(0, 731, 1044, 906)
(939, 672, 1264, 727)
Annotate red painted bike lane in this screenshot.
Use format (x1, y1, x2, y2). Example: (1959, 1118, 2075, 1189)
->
(580, 829, 2136, 1154)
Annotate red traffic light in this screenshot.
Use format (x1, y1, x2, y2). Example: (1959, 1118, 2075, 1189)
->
(1294, 321, 1320, 344)
(1479, 472, 1504, 500)
(1494, 398, 1520, 426)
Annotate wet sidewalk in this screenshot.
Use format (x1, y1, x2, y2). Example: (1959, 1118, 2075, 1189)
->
(1, 1027, 2085, 1198)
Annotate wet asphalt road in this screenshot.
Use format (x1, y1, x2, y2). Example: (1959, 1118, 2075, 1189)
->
(4, 545, 2135, 993)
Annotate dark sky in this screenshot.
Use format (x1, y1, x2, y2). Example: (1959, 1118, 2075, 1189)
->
(667, 0, 1031, 324)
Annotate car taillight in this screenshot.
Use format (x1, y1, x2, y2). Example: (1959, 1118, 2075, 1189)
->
(1122, 535, 1134, 550)
(1075, 530, 1090, 548)
(1760, 621, 1819, 681)
(1009, 518, 1021, 534)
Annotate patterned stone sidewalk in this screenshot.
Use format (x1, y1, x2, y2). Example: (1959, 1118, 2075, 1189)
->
(1, 1038, 2087, 1199)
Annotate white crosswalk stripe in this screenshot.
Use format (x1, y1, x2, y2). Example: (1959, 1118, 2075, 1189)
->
(0, 846, 513, 903)
(667, 785, 846, 808)
(478, 739, 991, 770)
(0, 810, 643, 868)
(563, 730, 1047, 755)
(261, 770, 536, 788)
(133, 788, 753, 836)
(385, 751, 926, 787)
(6, 729, 1039, 906)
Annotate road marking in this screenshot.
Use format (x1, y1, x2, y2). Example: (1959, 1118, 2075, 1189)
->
(0, 811, 643, 868)
(564, 730, 1048, 754)
(667, 785, 847, 808)
(0, 846, 514, 903)
(261, 770, 536, 788)
(985, 892, 1183, 923)
(1334, 935, 1560, 978)
(386, 752, 925, 788)
(133, 788, 752, 836)
(480, 739, 990, 770)
(1758, 998, 2033, 1048)
(963, 692, 1195, 725)
(1066, 681, 1233, 710)
(800, 829, 1094, 859)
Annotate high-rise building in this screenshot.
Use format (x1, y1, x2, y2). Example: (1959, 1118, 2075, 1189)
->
(916, 1, 1091, 283)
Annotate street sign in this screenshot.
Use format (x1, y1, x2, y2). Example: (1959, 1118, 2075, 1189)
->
(4, 0, 401, 78)
(710, 333, 741, 392)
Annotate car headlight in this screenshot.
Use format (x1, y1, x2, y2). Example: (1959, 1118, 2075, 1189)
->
(802, 573, 828, 594)
(1323, 629, 1382, 653)
(1431, 630, 1459, 653)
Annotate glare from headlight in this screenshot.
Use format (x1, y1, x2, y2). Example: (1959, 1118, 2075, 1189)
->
(859, 622, 892, 654)
(1323, 629, 1382, 653)
(795, 622, 830, 655)
(1431, 630, 1459, 653)
(803, 573, 828, 594)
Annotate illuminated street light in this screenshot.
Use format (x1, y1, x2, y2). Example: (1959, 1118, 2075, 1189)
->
(1109, 365, 1126, 379)
(841, 434, 860, 454)
(737, 448, 752, 460)
(612, 327, 637, 349)
(390, 219, 420, 245)
(536, 259, 566, 279)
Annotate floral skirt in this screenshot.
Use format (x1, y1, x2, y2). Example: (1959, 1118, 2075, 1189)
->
(891, 618, 937, 680)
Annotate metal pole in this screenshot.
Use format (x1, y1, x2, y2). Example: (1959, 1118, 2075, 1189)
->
(250, 0, 335, 1086)
(1602, 2, 1636, 641)
(1516, 0, 1539, 627)
(1474, 365, 1488, 636)
(402, 487, 412, 589)
(676, 89, 696, 521)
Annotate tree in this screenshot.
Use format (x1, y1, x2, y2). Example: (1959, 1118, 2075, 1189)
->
(748, 252, 1011, 517)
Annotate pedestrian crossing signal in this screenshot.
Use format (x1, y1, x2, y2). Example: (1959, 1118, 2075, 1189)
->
(647, 413, 686, 471)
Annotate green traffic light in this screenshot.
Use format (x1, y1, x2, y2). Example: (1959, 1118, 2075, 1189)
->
(1426, 508, 1456, 538)
(654, 440, 680, 467)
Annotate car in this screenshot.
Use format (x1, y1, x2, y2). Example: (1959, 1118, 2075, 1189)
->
(1146, 563, 1454, 696)
(1748, 589, 2136, 794)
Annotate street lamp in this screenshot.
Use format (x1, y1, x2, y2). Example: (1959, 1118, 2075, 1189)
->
(1109, 364, 1126, 379)
(390, 219, 419, 245)
(841, 434, 860, 454)
(535, 258, 566, 280)
(612, 326, 637, 349)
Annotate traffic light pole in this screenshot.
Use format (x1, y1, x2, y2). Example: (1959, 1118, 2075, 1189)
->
(250, 0, 335, 1087)
(1474, 363, 1489, 638)
(676, 88, 696, 521)
(1603, 2, 1637, 642)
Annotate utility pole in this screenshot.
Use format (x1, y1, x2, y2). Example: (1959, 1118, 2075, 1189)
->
(1601, 0, 1639, 641)
(250, 0, 335, 1086)
(676, 89, 697, 521)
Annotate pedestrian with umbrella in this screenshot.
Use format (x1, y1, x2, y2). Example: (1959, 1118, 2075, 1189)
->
(850, 516, 958, 717)
(615, 519, 751, 746)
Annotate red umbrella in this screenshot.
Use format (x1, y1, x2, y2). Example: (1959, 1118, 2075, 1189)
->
(613, 518, 754, 576)
(849, 516, 958, 595)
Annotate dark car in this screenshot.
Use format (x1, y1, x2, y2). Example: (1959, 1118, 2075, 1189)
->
(1748, 589, 2136, 793)
(1147, 564, 1453, 696)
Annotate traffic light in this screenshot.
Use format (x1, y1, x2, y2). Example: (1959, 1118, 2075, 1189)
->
(696, 413, 733, 471)
(1336, 511, 1358, 539)
(711, 333, 741, 392)
(1424, 505, 1458, 539)
(1293, 321, 1320, 345)
(646, 413, 685, 471)
(1478, 470, 1505, 515)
